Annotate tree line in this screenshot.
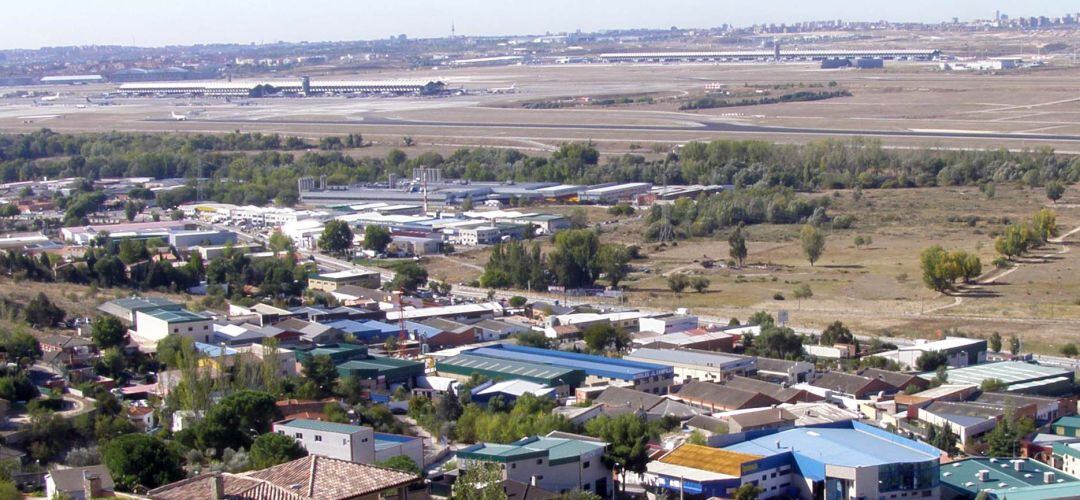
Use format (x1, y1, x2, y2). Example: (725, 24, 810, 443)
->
(480, 230, 634, 290)
(4, 131, 1080, 212)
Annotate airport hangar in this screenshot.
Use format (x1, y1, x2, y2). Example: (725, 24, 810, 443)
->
(116, 78, 445, 97)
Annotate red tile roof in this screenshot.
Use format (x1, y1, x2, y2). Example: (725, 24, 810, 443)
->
(149, 455, 419, 500)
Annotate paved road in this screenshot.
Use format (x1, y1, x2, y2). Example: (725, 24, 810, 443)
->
(155, 115, 1080, 144)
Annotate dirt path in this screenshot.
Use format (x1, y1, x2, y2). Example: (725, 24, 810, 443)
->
(922, 223, 1080, 315)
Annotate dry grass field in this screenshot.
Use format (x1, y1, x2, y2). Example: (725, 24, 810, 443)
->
(425, 185, 1080, 354)
(4, 56, 1080, 153)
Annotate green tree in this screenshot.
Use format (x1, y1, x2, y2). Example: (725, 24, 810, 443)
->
(102, 434, 184, 491)
(1046, 180, 1066, 203)
(318, 220, 354, 256)
(454, 462, 507, 500)
(303, 354, 339, 397)
(1032, 208, 1059, 243)
(989, 332, 1002, 352)
(250, 432, 307, 469)
(155, 335, 193, 368)
(595, 244, 631, 287)
(514, 331, 551, 349)
(461, 195, 474, 211)
(799, 224, 825, 266)
(981, 378, 1008, 392)
(547, 229, 600, 288)
(90, 315, 126, 349)
(986, 416, 1018, 457)
(1010, 335, 1021, 355)
(584, 414, 656, 485)
(377, 455, 421, 475)
(690, 276, 711, 294)
(508, 296, 527, 308)
(916, 351, 949, 372)
(24, 292, 64, 328)
(583, 323, 631, 353)
(268, 231, 295, 253)
(388, 261, 428, 293)
(733, 483, 763, 500)
(920, 245, 960, 293)
(667, 273, 690, 293)
(793, 283, 813, 308)
(195, 390, 278, 453)
(363, 225, 393, 254)
(755, 326, 804, 359)
(728, 225, 748, 267)
(124, 200, 141, 221)
(853, 235, 865, 249)
(747, 311, 774, 328)
(820, 321, 854, 345)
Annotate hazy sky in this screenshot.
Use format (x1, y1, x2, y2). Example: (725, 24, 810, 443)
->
(2, 1, 1076, 50)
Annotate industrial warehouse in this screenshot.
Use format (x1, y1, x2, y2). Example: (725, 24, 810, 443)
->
(597, 47, 941, 63)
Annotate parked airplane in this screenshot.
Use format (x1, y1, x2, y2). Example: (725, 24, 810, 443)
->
(170, 111, 188, 121)
(487, 83, 517, 94)
(38, 92, 61, 102)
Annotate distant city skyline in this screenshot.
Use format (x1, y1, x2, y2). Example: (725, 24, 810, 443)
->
(1, 0, 1077, 50)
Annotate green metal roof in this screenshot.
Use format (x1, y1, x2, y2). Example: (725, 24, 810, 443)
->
(940, 458, 1078, 498)
(142, 308, 210, 323)
(1054, 416, 1080, 429)
(276, 418, 368, 435)
(456, 436, 605, 465)
(436, 353, 585, 387)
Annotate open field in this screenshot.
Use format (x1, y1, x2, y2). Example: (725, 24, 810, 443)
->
(426, 185, 1080, 354)
(5, 59, 1080, 154)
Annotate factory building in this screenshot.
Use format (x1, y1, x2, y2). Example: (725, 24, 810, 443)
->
(461, 344, 675, 394)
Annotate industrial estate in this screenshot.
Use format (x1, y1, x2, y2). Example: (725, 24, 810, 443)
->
(0, 4, 1078, 500)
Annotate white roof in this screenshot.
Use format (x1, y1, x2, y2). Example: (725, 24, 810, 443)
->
(386, 302, 503, 321)
(475, 379, 555, 398)
(646, 461, 735, 482)
(554, 311, 652, 326)
(319, 269, 378, 279)
(901, 336, 984, 352)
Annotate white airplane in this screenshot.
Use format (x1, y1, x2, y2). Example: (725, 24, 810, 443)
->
(487, 83, 517, 94)
(39, 92, 61, 102)
(170, 111, 188, 121)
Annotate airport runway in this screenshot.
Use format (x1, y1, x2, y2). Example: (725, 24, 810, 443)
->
(152, 115, 1080, 144)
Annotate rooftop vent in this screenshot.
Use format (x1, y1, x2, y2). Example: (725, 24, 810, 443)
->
(977, 470, 990, 481)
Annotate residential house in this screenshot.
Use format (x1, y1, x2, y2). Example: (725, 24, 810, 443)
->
(273, 418, 375, 464)
(45, 465, 114, 500)
(148, 455, 419, 500)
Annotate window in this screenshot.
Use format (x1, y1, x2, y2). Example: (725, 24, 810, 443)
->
(511, 464, 516, 469)
(583, 461, 590, 469)
(536, 459, 543, 465)
(342, 439, 347, 445)
(362, 438, 368, 443)
(771, 473, 777, 478)
(295, 433, 303, 439)
(315, 435, 322, 442)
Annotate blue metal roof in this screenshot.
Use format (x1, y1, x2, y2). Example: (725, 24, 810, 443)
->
(325, 319, 380, 335)
(361, 320, 400, 334)
(194, 342, 237, 357)
(724, 422, 940, 469)
(467, 344, 671, 381)
(405, 321, 442, 340)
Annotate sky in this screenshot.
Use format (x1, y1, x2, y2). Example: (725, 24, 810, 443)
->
(1, 0, 1077, 50)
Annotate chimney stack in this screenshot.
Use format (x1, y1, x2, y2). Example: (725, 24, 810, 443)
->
(83, 472, 102, 499)
(210, 473, 225, 500)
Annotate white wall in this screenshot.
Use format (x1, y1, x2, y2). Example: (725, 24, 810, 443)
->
(274, 423, 375, 464)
